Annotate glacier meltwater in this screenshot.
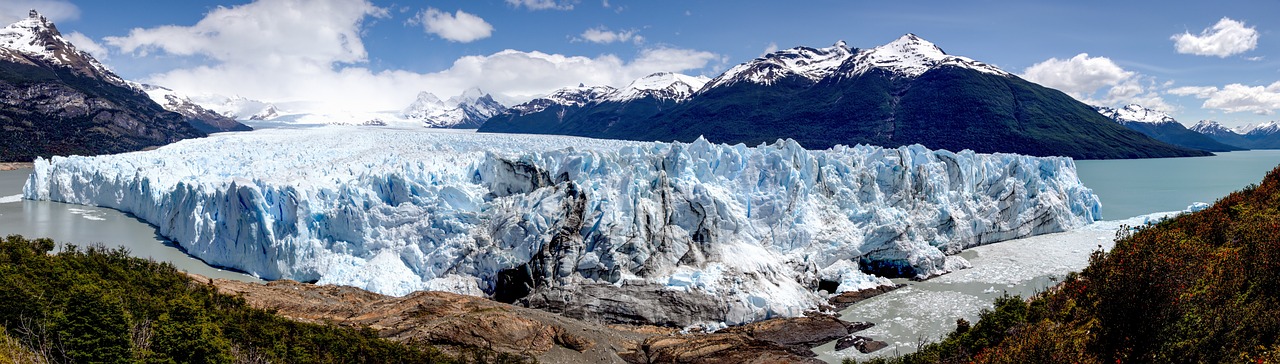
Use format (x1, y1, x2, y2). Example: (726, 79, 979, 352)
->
(23, 127, 1100, 326)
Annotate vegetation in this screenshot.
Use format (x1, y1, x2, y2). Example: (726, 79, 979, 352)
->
(847, 164, 1280, 363)
(0, 235, 522, 364)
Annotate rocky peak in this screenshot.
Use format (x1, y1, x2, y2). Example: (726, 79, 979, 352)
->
(403, 88, 507, 128)
(609, 72, 711, 102)
(1097, 104, 1178, 125)
(842, 33, 1007, 78)
(1190, 120, 1237, 135)
(0, 9, 125, 86)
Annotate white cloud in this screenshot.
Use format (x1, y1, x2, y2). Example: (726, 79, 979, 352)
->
(410, 8, 493, 43)
(762, 42, 778, 56)
(506, 0, 574, 11)
(1171, 82, 1280, 114)
(1168, 86, 1218, 98)
(0, 0, 78, 24)
(1171, 17, 1258, 58)
(101, 0, 719, 114)
(576, 26, 642, 44)
(1022, 53, 1133, 99)
(1021, 53, 1172, 110)
(105, 0, 385, 65)
(64, 31, 108, 60)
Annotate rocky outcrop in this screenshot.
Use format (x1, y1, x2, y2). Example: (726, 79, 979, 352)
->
(135, 83, 250, 133)
(828, 284, 904, 310)
(203, 274, 867, 364)
(835, 336, 888, 353)
(0, 11, 206, 162)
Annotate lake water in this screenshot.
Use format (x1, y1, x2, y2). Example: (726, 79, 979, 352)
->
(1076, 150, 1280, 220)
(0, 168, 259, 282)
(818, 149, 1280, 362)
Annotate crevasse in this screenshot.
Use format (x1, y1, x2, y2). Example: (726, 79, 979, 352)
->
(23, 127, 1100, 325)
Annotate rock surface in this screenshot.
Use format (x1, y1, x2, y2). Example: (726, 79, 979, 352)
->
(202, 274, 849, 364)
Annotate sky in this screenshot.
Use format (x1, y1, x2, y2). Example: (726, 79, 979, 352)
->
(2, 0, 1280, 128)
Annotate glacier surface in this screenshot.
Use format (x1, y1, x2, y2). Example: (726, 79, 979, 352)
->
(23, 127, 1100, 325)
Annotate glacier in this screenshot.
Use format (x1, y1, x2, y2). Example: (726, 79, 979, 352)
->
(23, 127, 1100, 326)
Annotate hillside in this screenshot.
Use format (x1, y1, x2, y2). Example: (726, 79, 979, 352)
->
(0, 11, 212, 162)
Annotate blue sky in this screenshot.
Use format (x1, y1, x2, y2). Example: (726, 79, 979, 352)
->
(3, 0, 1279, 127)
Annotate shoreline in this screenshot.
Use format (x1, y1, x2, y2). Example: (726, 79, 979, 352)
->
(0, 162, 33, 171)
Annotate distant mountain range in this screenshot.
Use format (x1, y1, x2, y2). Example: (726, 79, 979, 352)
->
(0, 11, 247, 162)
(401, 87, 506, 128)
(1095, 104, 1242, 152)
(481, 34, 1207, 159)
(1191, 120, 1280, 149)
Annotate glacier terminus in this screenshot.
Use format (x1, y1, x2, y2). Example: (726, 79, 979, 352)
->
(23, 127, 1101, 327)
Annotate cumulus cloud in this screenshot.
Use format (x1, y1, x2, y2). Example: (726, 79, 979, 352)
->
(63, 31, 108, 60)
(0, 0, 78, 24)
(1171, 17, 1258, 58)
(1022, 53, 1133, 98)
(761, 42, 778, 56)
(1022, 53, 1173, 110)
(409, 8, 493, 43)
(576, 26, 642, 44)
(101, 0, 719, 113)
(1171, 82, 1280, 114)
(105, 0, 385, 65)
(506, 0, 574, 11)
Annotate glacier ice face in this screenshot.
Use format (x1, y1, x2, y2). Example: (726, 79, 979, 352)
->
(23, 127, 1100, 326)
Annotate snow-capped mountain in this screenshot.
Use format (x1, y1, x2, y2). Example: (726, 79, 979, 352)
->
(1192, 120, 1280, 149)
(607, 72, 710, 102)
(1096, 104, 1177, 124)
(1190, 120, 1235, 136)
(508, 84, 617, 115)
(1, 11, 205, 162)
(1237, 121, 1280, 136)
(25, 127, 1101, 326)
(1094, 105, 1240, 152)
(132, 83, 251, 133)
(482, 35, 1205, 160)
(401, 88, 506, 128)
(0, 10, 124, 86)
(707, 34, 1006, 89)
(709, 41, 854, 87)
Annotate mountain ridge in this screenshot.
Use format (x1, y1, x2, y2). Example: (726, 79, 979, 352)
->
(481, 35, 1209, 160)
(1095, 104, 1243, 152)
(0, 11, 212, 162)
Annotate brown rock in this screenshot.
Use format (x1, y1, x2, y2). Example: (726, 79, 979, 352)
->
(828, 284, 904, 310)
(720, 315, 850, 348)
(835, 335, 889, 354)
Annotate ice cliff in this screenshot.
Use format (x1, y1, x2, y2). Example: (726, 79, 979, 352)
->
(23, 128, 1100, 326)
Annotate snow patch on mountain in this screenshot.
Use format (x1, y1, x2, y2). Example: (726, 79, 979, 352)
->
(608, 72, 711, 102)
(1191, 120, 1235, 135)
(707, 34, 1008, 88)
(1237, 121, 1280, 136)
(24, 127, 1101, 325)
(1193, 120, 1280, 137)
(0, 10, 125, 86)
(1096, 104, 1178, 125)
(844, 34, 1009, 79)
(713, 41, 853, 87)
(509, 84, 618, 115)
